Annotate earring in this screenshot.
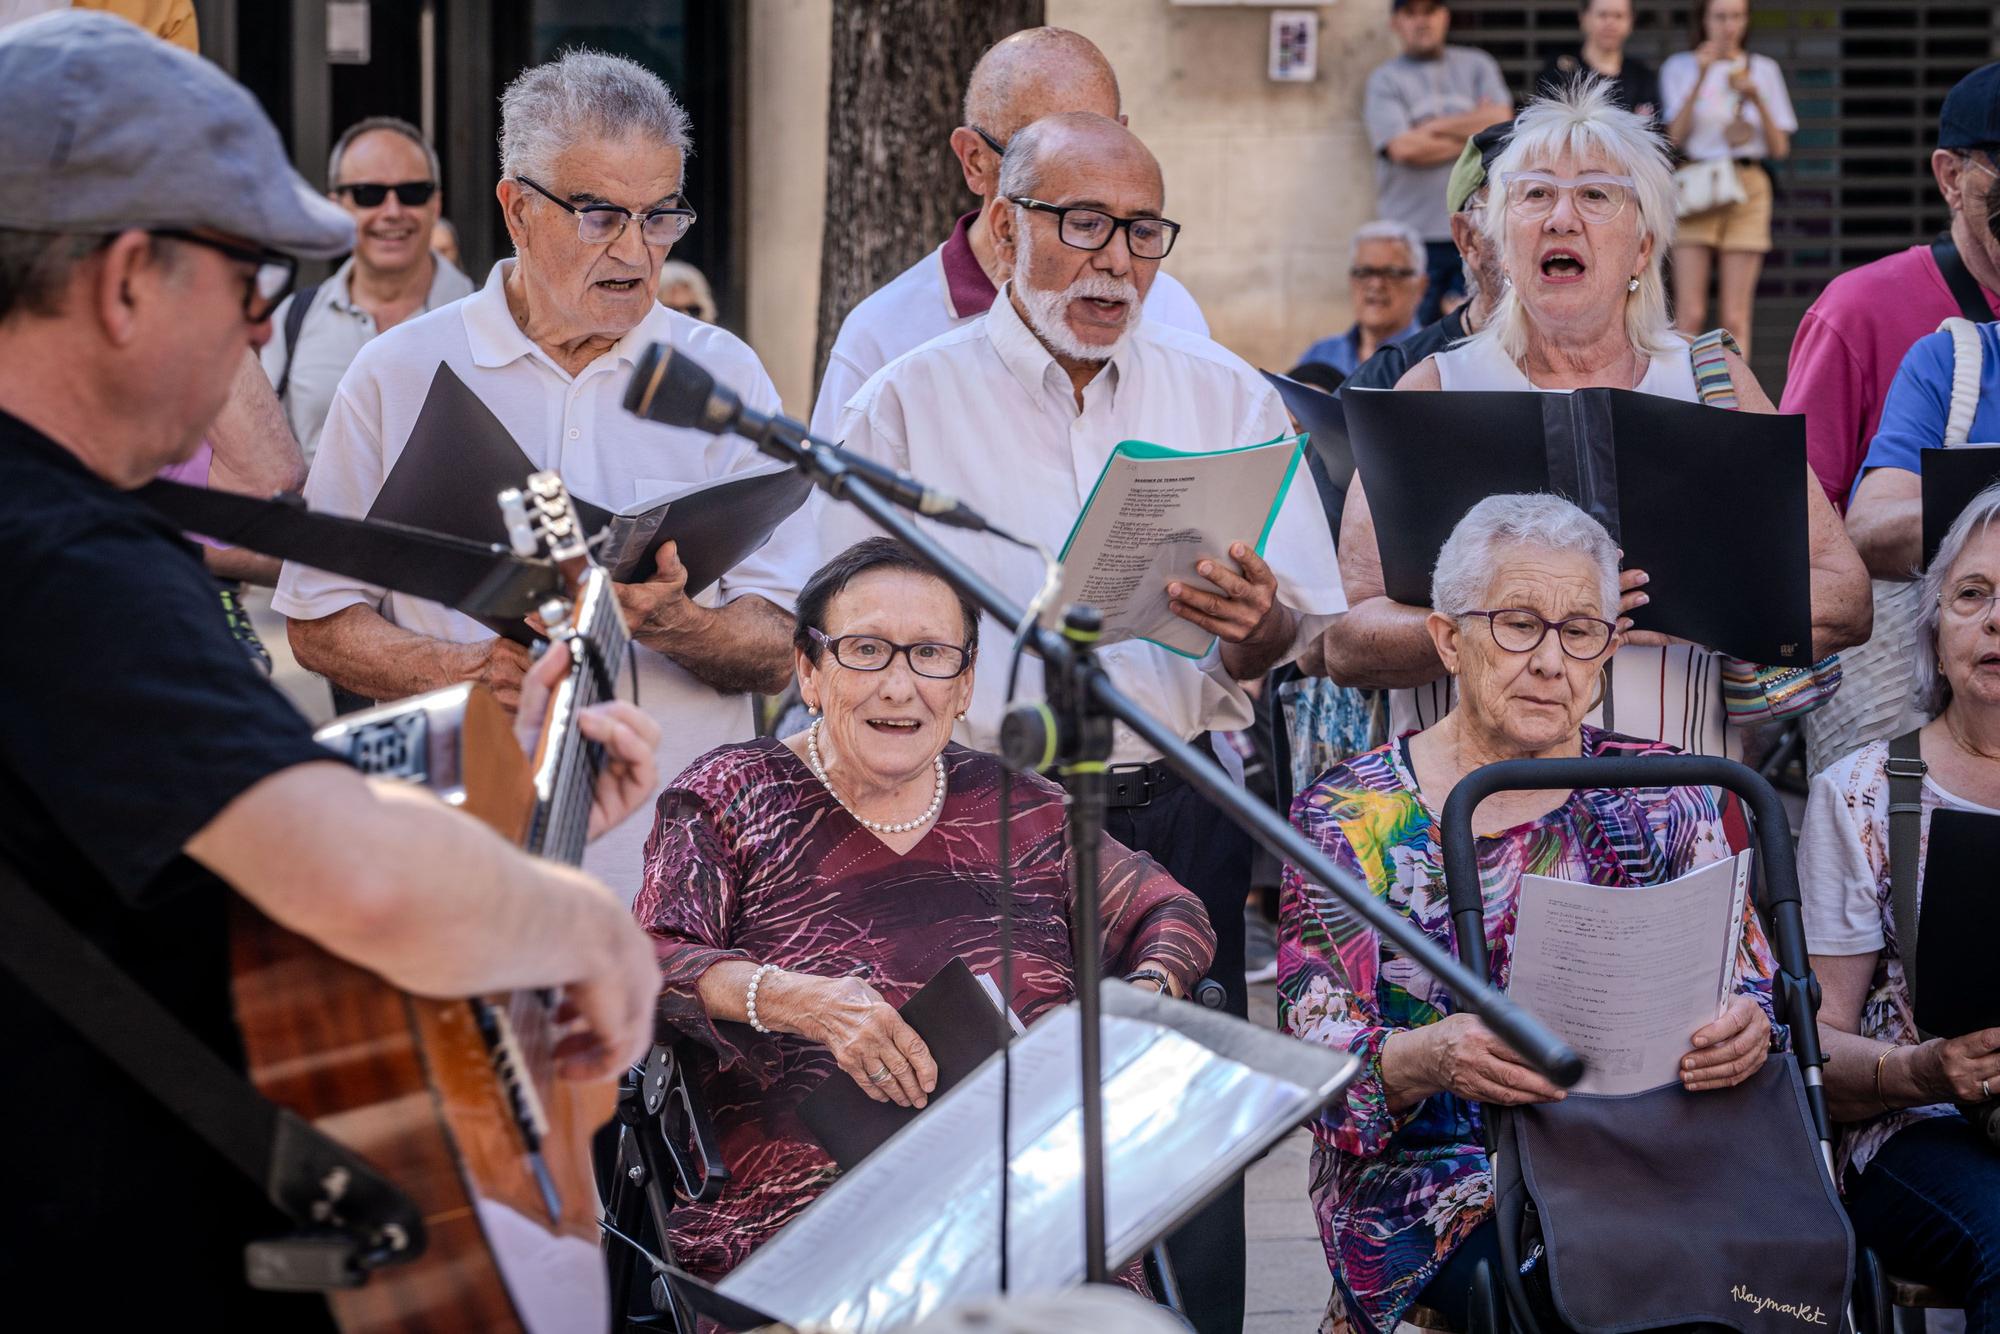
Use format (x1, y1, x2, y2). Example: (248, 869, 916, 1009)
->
(1626, 275, 1641, 293)
(956, 711, 966, 720)
(807, 704, 820, 715)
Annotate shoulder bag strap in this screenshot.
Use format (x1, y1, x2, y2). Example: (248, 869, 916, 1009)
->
(0, 859, 422, 1285)
(1687, 328, 1743, 409)
(273, 282, 320, 404)
(1885, 729, 1929, 1029)
(1939, 316, 1984, 449)
(1930, 236, 1994, 323)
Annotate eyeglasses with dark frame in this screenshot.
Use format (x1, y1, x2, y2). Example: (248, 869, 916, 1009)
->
(1460, 607, 1617, 661)
(808, 628, 973, 679)
(147, 229, 298, 322)
(967, 124, 1007, 157)
(1350, 265, 1420, 283)
(1008, 196, 1182, 259)
(334, 180, 438, 208)
(514, 175, 696, 247)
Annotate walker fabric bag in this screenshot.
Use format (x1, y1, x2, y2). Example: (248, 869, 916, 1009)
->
(1492, 1059, 1851, 1334)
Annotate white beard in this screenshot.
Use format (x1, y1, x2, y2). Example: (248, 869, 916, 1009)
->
(1012, 226, 1140, 363)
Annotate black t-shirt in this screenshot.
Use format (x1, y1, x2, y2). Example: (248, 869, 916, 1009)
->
(1535, 48, 1662, 123)
(0, 411, 335, 1317)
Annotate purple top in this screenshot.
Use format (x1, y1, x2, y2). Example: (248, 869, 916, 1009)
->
(635, 738, 1216, 1277)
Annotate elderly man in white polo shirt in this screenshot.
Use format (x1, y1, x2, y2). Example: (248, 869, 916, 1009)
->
(276, 49, 805, 902)
(808, 25, 1207, 440)
(815, 111, 1342, 1334)
(259, 116, 474, 461)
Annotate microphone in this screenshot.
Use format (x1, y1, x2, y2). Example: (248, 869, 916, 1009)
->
(624, 342, 993, 533)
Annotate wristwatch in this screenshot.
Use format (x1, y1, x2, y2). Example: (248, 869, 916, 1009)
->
(1124, 967, 1172, 995)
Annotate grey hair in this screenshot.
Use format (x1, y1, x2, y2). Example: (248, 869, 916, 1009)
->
(1469, 77, 1680, 365)
(0, 229, 102, 323)
(1431, 493, 1621, 618)
(997, 117, 1054, 201)
(1915, 480, 2000, 717)
(327, 116, 440, 188)
(499, 48, 693, 183)
(1350, 219, 1426, 275)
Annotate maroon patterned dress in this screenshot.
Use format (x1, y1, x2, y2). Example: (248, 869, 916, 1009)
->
(635, 738, 1217, 1277)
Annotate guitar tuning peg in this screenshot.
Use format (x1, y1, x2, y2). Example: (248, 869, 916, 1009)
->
(498, 488, 538, 558)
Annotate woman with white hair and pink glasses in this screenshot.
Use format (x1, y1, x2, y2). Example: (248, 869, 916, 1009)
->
(1321, 77, 1869, 765)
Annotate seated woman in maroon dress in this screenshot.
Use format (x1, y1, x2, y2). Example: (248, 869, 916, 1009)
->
(635, 537, 1217, 1277)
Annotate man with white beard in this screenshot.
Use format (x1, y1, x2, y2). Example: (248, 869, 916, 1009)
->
(816, 112, 1342, 1334)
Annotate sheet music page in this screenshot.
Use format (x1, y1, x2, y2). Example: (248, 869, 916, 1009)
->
(1507, 851, 1751, 1096)
(1054, 437, 1301, 657)
(718, 1010, 1313, 1331)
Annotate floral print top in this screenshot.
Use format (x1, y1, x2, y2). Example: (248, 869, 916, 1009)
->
(1277, 727, 1776, 1334)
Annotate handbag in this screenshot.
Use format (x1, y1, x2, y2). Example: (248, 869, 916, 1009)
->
(1673, 157, 1746, 218)
(1684, 328, 1845, 722)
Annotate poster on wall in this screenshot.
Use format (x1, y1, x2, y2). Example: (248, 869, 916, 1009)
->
(1269, 10, 1317, 83)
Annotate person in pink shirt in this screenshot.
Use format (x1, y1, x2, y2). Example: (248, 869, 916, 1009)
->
(1781, 62, 2000, 511)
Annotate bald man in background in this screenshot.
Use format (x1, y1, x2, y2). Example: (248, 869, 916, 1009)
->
(808, 25, 1209, 439)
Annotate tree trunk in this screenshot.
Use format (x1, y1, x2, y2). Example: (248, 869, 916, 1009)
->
(814, 0, 1043, 391)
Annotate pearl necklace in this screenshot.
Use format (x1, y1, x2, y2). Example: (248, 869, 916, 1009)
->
(806, 719, 946, 835)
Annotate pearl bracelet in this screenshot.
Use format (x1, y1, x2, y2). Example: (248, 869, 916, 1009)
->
(746, 963, 780, 1034)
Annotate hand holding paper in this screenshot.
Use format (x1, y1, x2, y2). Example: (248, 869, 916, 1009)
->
(1680, 993, 1771, 1093)
(1054, 435, 1305, 658)
(1167, 543, 1297, 678)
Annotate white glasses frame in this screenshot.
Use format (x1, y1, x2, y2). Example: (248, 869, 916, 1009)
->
(1500, 170, 1639, 224)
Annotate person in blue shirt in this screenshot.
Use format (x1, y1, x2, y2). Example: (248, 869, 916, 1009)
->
(1298, 220, 1428, 377)
(1847, 319, 2000, 580)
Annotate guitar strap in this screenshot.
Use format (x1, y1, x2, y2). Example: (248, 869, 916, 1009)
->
(0, 858, 424, 1290)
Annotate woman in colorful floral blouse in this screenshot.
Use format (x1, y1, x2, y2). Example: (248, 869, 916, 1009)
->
(634, 537, 1215, 1278)
(1278, 494, 1780, 1334)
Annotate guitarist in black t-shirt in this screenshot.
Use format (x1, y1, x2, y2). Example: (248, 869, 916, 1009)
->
(0, 14, 665, 1319)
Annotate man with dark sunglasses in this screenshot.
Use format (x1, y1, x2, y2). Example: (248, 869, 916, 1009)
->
(259, 115, 473, 460)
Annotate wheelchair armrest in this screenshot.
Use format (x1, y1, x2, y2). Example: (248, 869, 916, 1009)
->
(642, 1042, 731, 1205)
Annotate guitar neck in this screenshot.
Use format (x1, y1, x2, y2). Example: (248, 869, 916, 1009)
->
(526, 566, 629, 868)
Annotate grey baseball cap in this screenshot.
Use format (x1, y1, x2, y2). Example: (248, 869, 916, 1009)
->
(0, 10, 353, 259)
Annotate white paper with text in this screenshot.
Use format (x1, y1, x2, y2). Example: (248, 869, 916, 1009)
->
(1507, 850, 1752, 1096)
(1053, 437, 1302, 657)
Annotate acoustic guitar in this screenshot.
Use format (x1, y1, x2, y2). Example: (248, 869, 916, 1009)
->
(231, 472, 629, 1332)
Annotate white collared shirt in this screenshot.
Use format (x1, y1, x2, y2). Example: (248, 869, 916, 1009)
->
(808, 241, 1210, 441)
(819, 285, 1345, 766)
(274, 259, 815, 898)
(259, 254, 478, 462)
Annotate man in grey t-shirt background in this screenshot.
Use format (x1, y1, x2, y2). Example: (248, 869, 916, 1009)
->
(1365, 0, 1511, 324)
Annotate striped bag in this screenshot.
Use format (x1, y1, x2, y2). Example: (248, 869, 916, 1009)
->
(1689, 329, 1847, 724)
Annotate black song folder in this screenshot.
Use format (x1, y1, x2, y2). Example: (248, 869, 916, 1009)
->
(1920, 446, 2000, 569)
(367, 364, 809, 612)
(1342, 386, 1815, 666)
(1914, 808, 2000, 1039)
(796, 957, 1012, 1173)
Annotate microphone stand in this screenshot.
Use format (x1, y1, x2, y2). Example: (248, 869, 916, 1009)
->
(695, 411, 1583, 1286)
